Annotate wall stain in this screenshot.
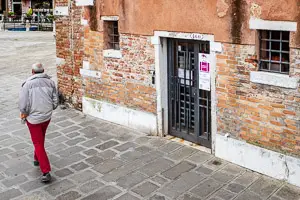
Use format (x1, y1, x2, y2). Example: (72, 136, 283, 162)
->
(231, 0, 245, 44)
(295, 2, 300, 46)
(88, 5, 98, 31)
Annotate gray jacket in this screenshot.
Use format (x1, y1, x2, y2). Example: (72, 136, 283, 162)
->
(19, 73, 58, 124)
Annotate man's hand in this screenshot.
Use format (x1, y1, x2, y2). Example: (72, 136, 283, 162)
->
(20, 113, 28, 119)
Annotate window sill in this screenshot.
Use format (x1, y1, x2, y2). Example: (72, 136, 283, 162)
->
(250, 71, 299, 89)
(103, 49, 122, 59)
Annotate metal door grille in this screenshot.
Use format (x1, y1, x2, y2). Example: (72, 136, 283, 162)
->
(168, 39, 211, 148)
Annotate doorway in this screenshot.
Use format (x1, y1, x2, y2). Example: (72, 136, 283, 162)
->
(167, 39, 212, 148)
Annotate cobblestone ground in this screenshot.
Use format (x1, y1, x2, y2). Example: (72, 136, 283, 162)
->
(0, 32, 300, 200)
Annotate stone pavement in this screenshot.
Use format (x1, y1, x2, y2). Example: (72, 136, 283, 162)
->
(0, 32, 300, 200)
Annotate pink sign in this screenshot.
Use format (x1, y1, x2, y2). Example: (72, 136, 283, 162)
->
(200, 61, 210, 73)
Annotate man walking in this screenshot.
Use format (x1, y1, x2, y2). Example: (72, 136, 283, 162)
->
(19, 63, 58, 182)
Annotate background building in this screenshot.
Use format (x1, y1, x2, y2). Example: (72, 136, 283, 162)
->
(54, 0, 300, 187)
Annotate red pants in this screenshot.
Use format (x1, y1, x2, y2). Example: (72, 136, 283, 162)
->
(27, 120, 51, 174)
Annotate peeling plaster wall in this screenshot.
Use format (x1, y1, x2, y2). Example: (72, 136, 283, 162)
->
(85, 0, 300, 47)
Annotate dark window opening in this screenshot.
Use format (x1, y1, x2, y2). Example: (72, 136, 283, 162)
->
(105, 21, 119, 50)
(259, 30, 290, 74)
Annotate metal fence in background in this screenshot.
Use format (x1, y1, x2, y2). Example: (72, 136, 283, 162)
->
(0, 15, 53, 32)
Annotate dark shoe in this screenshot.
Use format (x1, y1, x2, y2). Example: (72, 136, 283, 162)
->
(41, 173, 51, 183)
(33, 160, 39, 166)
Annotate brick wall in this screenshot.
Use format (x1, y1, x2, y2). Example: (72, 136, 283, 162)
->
(82, 30, 157, 113)
(56, 2, 84, 109)
(216, 44, 300, 156)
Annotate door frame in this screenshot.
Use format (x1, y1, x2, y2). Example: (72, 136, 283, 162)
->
(151, 31, 220, 154)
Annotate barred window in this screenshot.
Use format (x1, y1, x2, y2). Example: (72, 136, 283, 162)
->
(106, 21, 119, 50)
(259, 30, 290, 74)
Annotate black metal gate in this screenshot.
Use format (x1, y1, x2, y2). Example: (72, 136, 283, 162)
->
(168, 39, 211, 148)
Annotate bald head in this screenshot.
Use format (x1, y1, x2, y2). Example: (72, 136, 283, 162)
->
(32, 63, 44, 74)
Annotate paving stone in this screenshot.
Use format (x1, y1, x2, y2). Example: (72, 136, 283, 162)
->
(167, 146, 197, 161)
(120, 150, 144, 161)
(56, 191, 81, 200)
(211, 171, 235, 183)
(18, 191, 53, 200)
(149, 138, 169, 148)
(85, 155, 104, 165)
(0, 156, 32, 168)
(46, 143, 67, 153)
(151, 175, 169, 186)
(132, 181, 159, 197)
(57, 146, 85, 157)
(80, 180, 104, 193)
(5, 162, 31, 176)
(2, 175, 28, 187)
(47, 132, 62, 139)
(159, 172, 205, 199)
(12, 142, 30, 150)
(1, 138, 22, 146)
(26, 168, 42, 179)
(233, 171, 259, 186)
(190, 179, 223, 198)
(93, 159, 124, 174)
(98, 149, 117, 160)
(0, 148, 13, 155)
(96, 140, 119, 150)
(81, 186, 121, 200)
(158, 142, 183, 154)
(45, 179, 75, 196)
(249, 177, 281, 198)
(61, 126, 82, 133)
(51, 117, 68, 123)
(70, 170, 97, 184)
(137, 151, 162, 164)
(135, 145, 153, 154)
(114, 142, 137, 152)
(134, 136, 151, 144)
(179, 194, 202, 200)
(8, 149, 27, 158)
(51, 136, 69, 144)
(221, 164, 245, 175)
(65, 137, 86, 146)
(102, 160, 146, 182)
(83, 149, 98, 156)
(268, 196, 282, 200)
(80, 126, 99, 138)
(275, 185, 300, 200)
(81, 138, 103, 148)
(20, 179, 47, 192)
(71, 162, 89, 171)
(0, 155, 9, 163)
(115, 193, 140, 200)
(117, 172, 148, 189)
(195, 165, 214, 175)
(0, 188, 22, 200)
(53, 153, 85, 168)
(48, 154, 60, 163)
(47, 124, 61, 132)
(204, 159, 227, 171)
(162, 161, 196, 180)
(138, 158, 174, 177)
(56, 120, 75, 127)
(235, 190, 263, 200)
(54, 168, 73, 177)
(150, 194, 168, 200)
(208, 198, 222, 200)
(226, 183, 246, 193)
(214, 189, 236, 200)
(66, 132, 81, 138)
(0, 135, 11, 141)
